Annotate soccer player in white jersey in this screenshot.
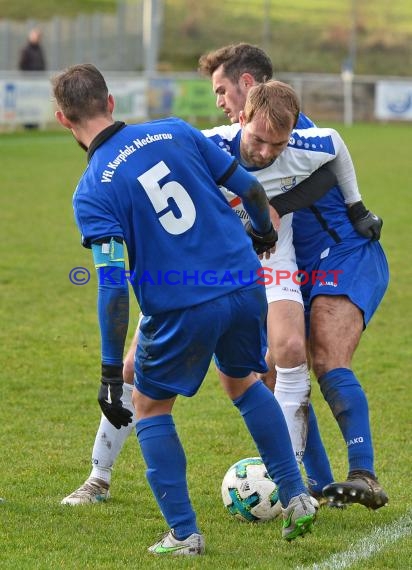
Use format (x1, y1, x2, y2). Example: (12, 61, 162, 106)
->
(200, 81, 387, 509)
(199, 45, 388, 510)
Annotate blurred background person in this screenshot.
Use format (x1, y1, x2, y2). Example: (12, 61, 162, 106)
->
(18, 28, 47, 129)
(18, 28, 46, 73)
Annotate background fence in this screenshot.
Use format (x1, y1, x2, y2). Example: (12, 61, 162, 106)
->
(0, 1, 147, 72)
(1, 0, 411, 128)
(3, 1, 412, 76)
(1, 70, 411, 130)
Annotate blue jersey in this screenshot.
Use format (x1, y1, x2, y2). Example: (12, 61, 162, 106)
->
(291, 114, 367, 270)
(296, 112, 315, 129)
(73, 117, 262, 315)
(292, 188, 369, 271)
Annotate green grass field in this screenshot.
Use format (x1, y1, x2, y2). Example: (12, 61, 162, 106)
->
(0, 123, 411, 569)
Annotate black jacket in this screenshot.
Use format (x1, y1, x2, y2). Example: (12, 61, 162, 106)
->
(19, 42, 46, 71)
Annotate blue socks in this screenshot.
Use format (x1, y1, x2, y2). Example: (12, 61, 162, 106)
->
(233, 381, 306, 506)
(136, 380, 326, 533)
(318, 368, 374, 475)
(136, 414, 198, 540)
(302, 403, 334, 493)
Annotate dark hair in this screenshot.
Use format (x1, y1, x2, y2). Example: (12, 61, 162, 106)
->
(198, 43, 273, 84)
(51, 63, 109, 123)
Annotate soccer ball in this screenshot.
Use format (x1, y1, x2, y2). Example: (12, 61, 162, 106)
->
(221, 457, 282, 522)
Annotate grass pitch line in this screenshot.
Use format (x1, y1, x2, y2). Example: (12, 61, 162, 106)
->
(298, 510, 412, 570)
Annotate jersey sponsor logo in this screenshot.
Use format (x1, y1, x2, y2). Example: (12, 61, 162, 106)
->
(229, 196, 241, 208)
(237, 210, 249, 220)
(228, 196, 249, 223)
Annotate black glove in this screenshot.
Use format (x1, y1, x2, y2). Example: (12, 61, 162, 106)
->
(98, 364, 133, 429)
(348, 201, 383, 240)
(245, 221, 278, 255)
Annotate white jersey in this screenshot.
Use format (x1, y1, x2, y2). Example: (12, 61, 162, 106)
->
(203, 123, 361, 304)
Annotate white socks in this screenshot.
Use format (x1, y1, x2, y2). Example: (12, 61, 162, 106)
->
(274, 363, 311, 463)
(90, 383, 137, 484)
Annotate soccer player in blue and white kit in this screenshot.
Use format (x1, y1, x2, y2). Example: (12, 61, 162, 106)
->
(199, 45, 388, 510)
(52, 63, 316, 554)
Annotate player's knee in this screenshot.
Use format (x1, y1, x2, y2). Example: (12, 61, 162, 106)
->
(311, 344, 353, 379)
(273, 334, 306, 366)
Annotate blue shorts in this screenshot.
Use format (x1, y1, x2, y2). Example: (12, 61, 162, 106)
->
(134, 284, 268, 400)
(301, 239, 389, 333)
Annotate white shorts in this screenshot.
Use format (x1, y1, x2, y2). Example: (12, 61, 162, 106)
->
(227, 195, 303, 306)
(260, 213, 303, 306)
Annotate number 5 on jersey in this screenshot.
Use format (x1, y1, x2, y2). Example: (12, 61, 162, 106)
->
(138, 161, 196, 235)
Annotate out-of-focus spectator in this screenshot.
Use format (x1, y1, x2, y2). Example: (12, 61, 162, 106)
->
(18, 28, 47, 129)
(18, 28, 46, 72)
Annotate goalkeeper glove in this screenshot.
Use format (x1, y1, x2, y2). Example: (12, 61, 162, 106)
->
(98, 364, 133, 429)
(245, 221, 278, 255)
(348, 201, 383, 240)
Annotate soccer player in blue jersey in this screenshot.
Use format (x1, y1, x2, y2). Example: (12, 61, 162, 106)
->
(53, 63, 316, 553)
(199, 44, 388, 510)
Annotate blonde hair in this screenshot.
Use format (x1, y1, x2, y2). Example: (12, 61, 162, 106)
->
(243, 80, 300, 132)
